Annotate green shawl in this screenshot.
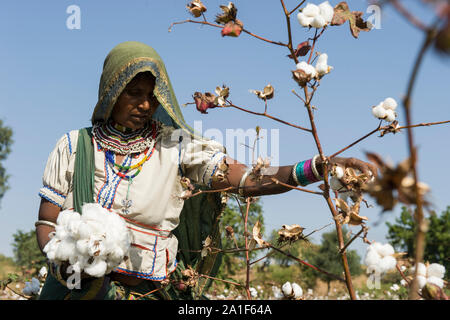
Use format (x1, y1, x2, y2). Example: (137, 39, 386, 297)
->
(78, 41, 226, 297)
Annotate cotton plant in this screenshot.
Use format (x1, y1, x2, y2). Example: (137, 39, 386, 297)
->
(371, 97, 398, 122)
(410, 262, 446, 289)
(43, 203, 131, 278)
(364, 242, 397, 274)
(297, 1, 334, 28)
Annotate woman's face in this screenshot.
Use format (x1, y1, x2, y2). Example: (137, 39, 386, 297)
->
(111, 73, 159, 130)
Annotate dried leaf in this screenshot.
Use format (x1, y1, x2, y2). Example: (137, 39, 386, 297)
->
(252, 220, 267, 247)
(331, 2, 371, 38)
(287, 41, 311, 59)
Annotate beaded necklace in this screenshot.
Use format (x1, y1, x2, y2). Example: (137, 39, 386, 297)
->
(99, 120, 160, 214)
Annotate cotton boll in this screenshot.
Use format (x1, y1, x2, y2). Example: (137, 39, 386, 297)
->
(382, 97, 398, 111)
(302, 3, 320, 17)
(372, 104, 387, 119)
(384, 109, 396, 122)
(315, 53, 330, 75)
(311, 15, 326, 28)
(87, 236, 106, 258)
(426, 276, 444, 288)
(272, 286, 283, 299)
(282, 282, 293, 296)
(292, 283, 303, 298)
(427, 263, 445, 279)
(297, 12, 314, 27)
(319, 1, 334, 24)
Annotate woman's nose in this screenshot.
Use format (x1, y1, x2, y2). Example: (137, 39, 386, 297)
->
(138, 99, 151, 111)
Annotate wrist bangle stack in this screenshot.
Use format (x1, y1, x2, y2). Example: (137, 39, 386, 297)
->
(311, 154, 324, 180)
(292, 156, 323, 186)
(238, 168, 252, 196)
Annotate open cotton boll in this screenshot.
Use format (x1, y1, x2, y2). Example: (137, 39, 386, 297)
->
(311, 15, 326, 28)
(427, 276, 444, 288)
(292, 283, 303, 298)
(384, 109, 396, 122)
(427, 263, 445, 279)
(372, 103, 387, 119)
(282, 282, 293, 296)
(297, 12, 314, 27)
(382, 97, 398, 111)
(319, 1, 334, 24)
(315, 53, 331, 76)
(302, 3, 320, 17)
(296, 61, 317, 78)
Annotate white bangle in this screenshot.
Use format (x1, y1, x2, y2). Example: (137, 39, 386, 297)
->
(35, 220, 57, 228)
(238, 168, 252, 196)
(311, 154, 323, 180)
(291, 163, 300, 186)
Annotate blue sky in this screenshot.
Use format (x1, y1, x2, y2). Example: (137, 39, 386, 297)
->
(0, 0, 449, 261)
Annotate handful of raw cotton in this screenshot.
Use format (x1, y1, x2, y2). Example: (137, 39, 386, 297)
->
(43, 203, 131, 278)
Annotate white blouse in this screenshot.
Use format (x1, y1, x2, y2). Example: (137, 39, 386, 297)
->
(39, 123, 227, 281)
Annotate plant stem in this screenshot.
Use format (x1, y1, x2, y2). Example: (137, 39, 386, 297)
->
(244, 198, 252, 300)
(405, 27, 438, 300)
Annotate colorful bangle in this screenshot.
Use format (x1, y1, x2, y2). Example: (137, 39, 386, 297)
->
(293, 158, 321, 186)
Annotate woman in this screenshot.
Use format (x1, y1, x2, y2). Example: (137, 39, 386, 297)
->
(35, 41, 375, 300)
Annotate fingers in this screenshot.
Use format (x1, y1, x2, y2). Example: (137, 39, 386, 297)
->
(331, 157, 377, 178)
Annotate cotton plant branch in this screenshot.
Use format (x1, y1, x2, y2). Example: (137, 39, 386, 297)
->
(403, 26, 439, 300)
(168, 19, 287, 47)
(329, 119, 450, 159)
(292, 24, 358, 299)
(224, 101, 312, 133)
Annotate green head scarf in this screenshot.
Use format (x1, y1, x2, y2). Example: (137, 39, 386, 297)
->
(91, 41, 200, 139)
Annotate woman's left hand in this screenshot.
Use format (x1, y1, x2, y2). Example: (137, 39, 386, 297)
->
(317, 156, 378, 178)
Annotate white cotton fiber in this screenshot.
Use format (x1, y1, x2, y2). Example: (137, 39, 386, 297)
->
(427, 263, 445, 279)
(319, 1, 334, 24)
(378, 256, 397, 273)
(417, 275, 428, 289)
(364, 242, 397, 274)
(282, 282, 293, 296)
(378, 243, 395, 257)
(43, 203, 131, 278)
(302, 3, 320, 17)
(292, 283, 303, 299)
(297, 12, 314, 27)
(426, 276, 444, 289)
